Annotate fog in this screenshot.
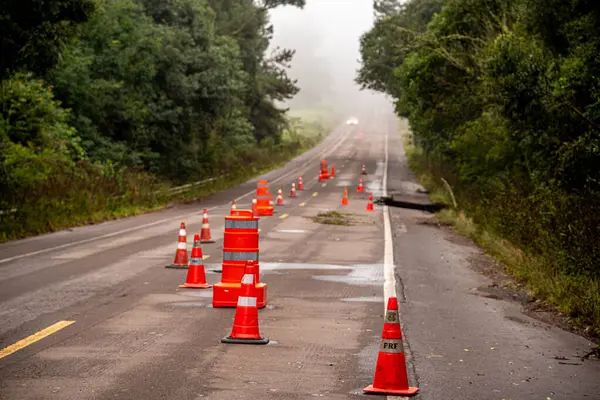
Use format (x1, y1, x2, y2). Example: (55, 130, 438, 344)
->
(269, 1, 390, 119)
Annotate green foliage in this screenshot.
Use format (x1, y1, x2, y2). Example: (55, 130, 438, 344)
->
(0, 0, 319, 240)
(0, 73, 82, 199)
(0, 0, 96, 77)
(359, 0, 600, 333)
(374, 0, 402, 18)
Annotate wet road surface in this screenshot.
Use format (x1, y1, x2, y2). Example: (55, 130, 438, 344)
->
(0, 110, 599, 399)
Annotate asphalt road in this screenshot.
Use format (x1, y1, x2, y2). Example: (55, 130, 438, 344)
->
(0, 109, 598, 400)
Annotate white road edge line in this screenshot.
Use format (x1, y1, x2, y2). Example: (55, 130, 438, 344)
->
(383, 128, 396, 309)
(382, 116, 398, 400)
(0, 126, 353, 265)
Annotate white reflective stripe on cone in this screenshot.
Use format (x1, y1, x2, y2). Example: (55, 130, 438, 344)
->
(241, 274, 253, 284)
(238, 296, 257, 307)
(179, 229, 186, 236)
(223, 251, 258, 261)
(177, 242, 186, 249)
(202, 224, 209, 228)
(203, 213, 208, 219)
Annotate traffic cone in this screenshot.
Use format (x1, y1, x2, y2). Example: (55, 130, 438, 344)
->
(342, 187, 349, 206)
(298, 176, 304, 190)
(362, 164, 367, 175)
(331, 164, 335, 178)
(230, 200, 237, 214)
(363, 297, 418, 396)
(366, 193, 375, 212)
(167, 222, 189, 269)
(179, 234, 211, 289)
(357, 178, 365, 193)
(290, 183, 297, 197)
(221, 261, 269, 345)
(252, 196, 258, 217)
(276, 188, 284, 206)
(200, 208, 215, 243)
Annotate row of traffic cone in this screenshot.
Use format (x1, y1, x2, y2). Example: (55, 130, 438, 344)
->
(169, 209, 216, 269)
(341, 189, 375, 211)
(167, 173, 417, 395)
(168, 222, 268, 343)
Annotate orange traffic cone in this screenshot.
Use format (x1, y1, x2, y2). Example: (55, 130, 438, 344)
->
(179, 234, 211, 289)
(331, 164, 336, 178)
(290, 183, 297, 197)
(252, 196, 258, 217)
(298, 176, 304, 190)
(363, 297, 418, 396)
(342, 187, 349, 206)
(366, 193, 374, 212)
(167, 222, 189, 269)
(357, 178, 365, 193)
(276, 188, 284, 206)
(221, 261, 269, 345)
(200, 208, 215, 243)
(230, 200, 237, 214)
(362, 164, 367, 175)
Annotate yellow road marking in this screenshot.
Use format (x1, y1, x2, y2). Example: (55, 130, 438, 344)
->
(299, 202, 306, 207)
(0, 320, 75, 360)
(312, 192, 318, 197)
(203, 255, 210, 260)
(279, 213, 289, 219)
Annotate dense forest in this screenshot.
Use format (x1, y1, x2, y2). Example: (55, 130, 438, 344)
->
(0, 0, 330, 239)
(359, 0, 600, 334)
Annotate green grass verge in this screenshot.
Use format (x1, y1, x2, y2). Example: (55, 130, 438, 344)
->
(0, 110, 334, 243)
(402, 128, 600, 339)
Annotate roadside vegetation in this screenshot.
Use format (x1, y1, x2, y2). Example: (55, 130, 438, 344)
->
(0, 0, 337, 242)
(359, 0, 600, 337)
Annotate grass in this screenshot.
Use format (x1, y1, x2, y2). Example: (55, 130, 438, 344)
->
(0, 110, 333, 242)
(402, 128, 600, 340)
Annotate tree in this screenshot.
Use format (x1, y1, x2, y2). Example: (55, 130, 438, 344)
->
(374, 0, 402, 18)
(0, 0, 95, 77)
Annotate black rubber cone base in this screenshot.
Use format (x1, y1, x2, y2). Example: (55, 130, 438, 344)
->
(221, 336, 269, 345)
(165, 264, 188, 269)
(200, 240, 216, 244)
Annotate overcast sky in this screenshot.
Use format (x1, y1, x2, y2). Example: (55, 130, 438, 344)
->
(269, 1, 389, 117)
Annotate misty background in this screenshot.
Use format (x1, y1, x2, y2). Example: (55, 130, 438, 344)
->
(269, 1, 390, 118)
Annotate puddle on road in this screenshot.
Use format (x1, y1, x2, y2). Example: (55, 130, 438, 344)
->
(204, 262, 351, 273)
(312, 263, 385, 286)
(261, 263, 352, 271)
(203, 262, 384, 283)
